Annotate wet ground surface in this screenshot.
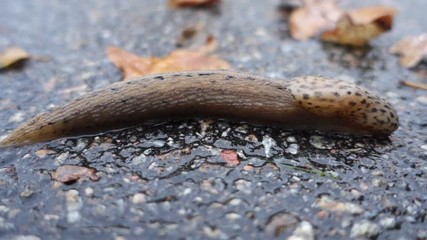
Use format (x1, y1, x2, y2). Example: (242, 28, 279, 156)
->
(0, 0, 426, 239)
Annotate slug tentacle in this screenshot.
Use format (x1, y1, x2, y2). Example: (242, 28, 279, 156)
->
(0, 70, 399, 148)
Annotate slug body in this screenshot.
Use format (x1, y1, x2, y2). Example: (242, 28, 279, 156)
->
(0, 70, 399, 147)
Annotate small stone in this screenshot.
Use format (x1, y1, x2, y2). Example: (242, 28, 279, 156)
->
(225, 212, 241, 221)
(221, 150, 240, 165)
(8, 112, 25, 123)
(243, 164, 254, 172)
(288, 221, 315, 240)
(131, 154, 147, 165)
(84, 187, 94, 196)
(55, 152, 69, 164)
(132, 193, 146, 204)
(262, 135, 277, 158)
(421, 144, 427, 150)
(287, 136, 296, 142)
(245, 134, 258, 142)
(0, 216, 14, 230)
(418, 230, 427, 239)
(379, 217, 397, 229)
(11, 236, 41, 240)
(203, 226, 227, 239)
(44, 214, 60, 221)
(314, 195, 364, 215)
(286, 144, 299, 155)
(20, 185, 34, 198)
(416, 95, 427, 105)
(0, 205, 9, 212)
(66, 189, 82, 223)
(265, 212, 299, 237)
(350, 220, 380, 238)
(309, 135, 334, 149)
(35, 149, 56, 158)
(234, 179, 252, 194)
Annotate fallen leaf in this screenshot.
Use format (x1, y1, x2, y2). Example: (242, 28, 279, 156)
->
(0, 47, 30, 69)
(289, 0, 343, 40)
(221, 150, 240, 165)
(52, 165, 101, 184)
(321, 5, 397, 46)
(401, 80, 427, 91)
(169, 0, 220, 8)
(108, 37, 230, 80)
(390, 33, 427, 68)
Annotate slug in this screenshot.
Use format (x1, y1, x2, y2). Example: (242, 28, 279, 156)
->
(0, 70, 399, 147)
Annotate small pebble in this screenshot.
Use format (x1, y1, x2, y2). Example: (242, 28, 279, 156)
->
(350, 220, 380, 238)
(262, 135, 277, 158)
(288, 221, 315, 240)
(66, 189, 82, 223)
(286, 144, 299, 155)
(379, 217, 397, 229)
(309, 135, 334, 150)
(132, 193, 146, 204)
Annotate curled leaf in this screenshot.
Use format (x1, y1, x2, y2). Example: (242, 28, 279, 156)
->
(169, 0, 220, 8)
(52, 165, 101, 184)
(390, 33, 427, 68)
(108, 37, 230, 80)
(289, 0, 343, 40)
(321, 6, 397, 46)
(0, 47, 30, 69)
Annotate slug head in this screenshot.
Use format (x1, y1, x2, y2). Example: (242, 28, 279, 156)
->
(284, 76, 399, 135)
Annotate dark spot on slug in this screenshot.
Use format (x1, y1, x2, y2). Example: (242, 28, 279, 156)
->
(303, 94, 310, 100)
(314, 91, 322, 97)
(186, 74, 193, 77)
(349, 101, 357, 107)
(246, 77, 255, 81)
(347, 91, 352, 95)
(198, 73, 213, 76)
(360, 99, 367, 104)
(334, 92, 340, 97)
(371, 108, 377, 112)
(155, 76, 165, 80)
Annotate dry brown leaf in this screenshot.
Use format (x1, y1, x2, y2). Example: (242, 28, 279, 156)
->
(0, 47, 30, 69)
(221, 150, 240, 166)
(169, 0, 220, 8)
(390, 33, 427, 68)
(52, 165, 101, 184)
(289, 0, 343, 40)
(108, 38, 230, 80)
(321, 5, 397, 46)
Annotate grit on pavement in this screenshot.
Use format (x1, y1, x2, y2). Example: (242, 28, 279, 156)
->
(0, 0, 426, 239)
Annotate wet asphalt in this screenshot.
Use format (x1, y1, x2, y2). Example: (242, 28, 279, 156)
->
(0, 0, 426, 239)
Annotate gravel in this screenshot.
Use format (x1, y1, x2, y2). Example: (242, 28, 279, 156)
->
(0, 0, 426, 239)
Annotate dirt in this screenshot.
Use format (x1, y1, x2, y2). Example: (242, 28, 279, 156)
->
(0, 0, 426, 239)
